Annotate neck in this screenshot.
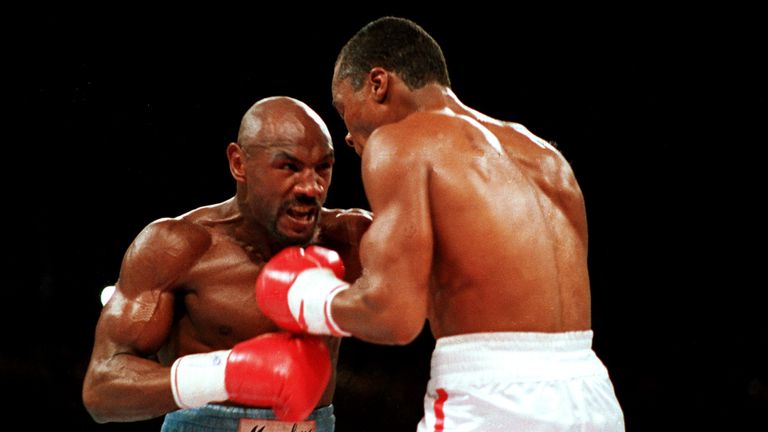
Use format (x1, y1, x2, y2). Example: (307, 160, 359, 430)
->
(405, 84, 478, 119)
(228, 194, 277, 259)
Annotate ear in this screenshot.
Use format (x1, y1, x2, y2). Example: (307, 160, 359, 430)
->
(368, 67, 389, 103)
(227, 142, 247, 182)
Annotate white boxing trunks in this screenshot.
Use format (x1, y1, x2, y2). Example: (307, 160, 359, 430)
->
(417, 331, 624, 432)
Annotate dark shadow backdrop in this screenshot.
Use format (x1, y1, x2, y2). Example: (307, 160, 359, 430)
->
(4, 6, 765, 431)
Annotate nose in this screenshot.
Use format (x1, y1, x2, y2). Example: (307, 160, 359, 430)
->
(344, 133, 355, 148)
(293, 169, 325, 198)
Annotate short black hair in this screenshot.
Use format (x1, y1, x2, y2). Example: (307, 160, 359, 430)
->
(336, 16, 451, 91)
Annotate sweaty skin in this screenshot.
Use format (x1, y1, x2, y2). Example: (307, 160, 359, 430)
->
(82, 97, 371, 423)
(331, 67, 590, 344)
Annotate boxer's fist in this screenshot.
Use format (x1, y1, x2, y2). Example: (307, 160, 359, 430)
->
(170, 333, 331, 421)
(225, 333, 330, 420)
(256, 246, 350, 336)
(305, 245, 345, 280)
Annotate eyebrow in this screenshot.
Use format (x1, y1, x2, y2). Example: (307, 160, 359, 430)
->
(272, 150, 335, 162)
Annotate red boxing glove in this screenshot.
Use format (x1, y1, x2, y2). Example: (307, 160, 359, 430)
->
(256, 246, 350, 336)
(305, 245, 345, 280)
(170, 332, 331, 421)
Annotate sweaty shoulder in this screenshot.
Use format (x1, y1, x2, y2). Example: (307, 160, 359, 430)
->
(138, 217, 213, 257)
(318, 207, 373, 247)
(502, 122, 582, 193)
(119, 216, 212, 297)
(370, 111, 464, 151)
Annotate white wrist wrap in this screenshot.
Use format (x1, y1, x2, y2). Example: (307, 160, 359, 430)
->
(170, 349, 231, 409)
(289, 268, 351, 336)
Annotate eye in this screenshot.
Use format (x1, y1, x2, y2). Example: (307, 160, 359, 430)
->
(281, 162, 300, 172)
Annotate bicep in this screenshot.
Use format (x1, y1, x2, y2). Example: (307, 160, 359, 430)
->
(359, 143, 433, 309)
(94, 220, 206, 357)
(85, 261, 177, 392)
(95, 280, 175, 358)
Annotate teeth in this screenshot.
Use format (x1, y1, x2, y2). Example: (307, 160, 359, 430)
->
(287, 207, 315, 220)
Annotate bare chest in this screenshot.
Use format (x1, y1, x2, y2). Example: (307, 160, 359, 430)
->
(178, 239, 278, 350)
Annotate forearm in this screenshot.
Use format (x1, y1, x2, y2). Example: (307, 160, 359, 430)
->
(83, 354, 178, 423)
(331, 275, 425, 345)
(255, 245, 427, 344)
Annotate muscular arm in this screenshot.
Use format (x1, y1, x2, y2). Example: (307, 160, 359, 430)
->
(82, 219, 210, 422)
(317, 207, 373, 282)
(331, 131, 433, 345)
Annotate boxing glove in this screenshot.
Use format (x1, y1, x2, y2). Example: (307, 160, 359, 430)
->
(256, 246, 350, 336)
(170, 332, 331, 421)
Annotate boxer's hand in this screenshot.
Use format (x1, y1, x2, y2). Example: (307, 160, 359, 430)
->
(305, 245, 345, 280)
(170, 333, 331, 421)
(256, 246, 350, 336)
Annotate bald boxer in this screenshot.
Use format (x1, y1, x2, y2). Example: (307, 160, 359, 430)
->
(82, 96, 371, 432)
(256, 18, 625, 431)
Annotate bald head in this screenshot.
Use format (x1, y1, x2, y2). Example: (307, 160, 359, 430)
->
(237, 96, 332, 155)
(227, 96, 335, 247)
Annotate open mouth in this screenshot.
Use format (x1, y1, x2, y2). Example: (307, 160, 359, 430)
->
(285, 205, 318, 226)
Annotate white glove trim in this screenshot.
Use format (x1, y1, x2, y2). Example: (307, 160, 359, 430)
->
(170, 349, 231, 409)
(289, 268, 351, 336)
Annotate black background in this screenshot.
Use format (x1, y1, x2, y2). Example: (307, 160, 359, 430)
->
(4, 5, 765, 431)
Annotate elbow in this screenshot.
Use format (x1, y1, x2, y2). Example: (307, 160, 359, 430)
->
(82, 375, 118, 424)
(82, 388, 110, 424)
(386, 323, 423, 345)
(369, 306, 425, 345)
(340, 278, 427, 345)
(88, 412, 111, 425)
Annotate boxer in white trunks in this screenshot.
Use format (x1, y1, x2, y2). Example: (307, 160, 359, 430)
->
(255, 17, 625, 431)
